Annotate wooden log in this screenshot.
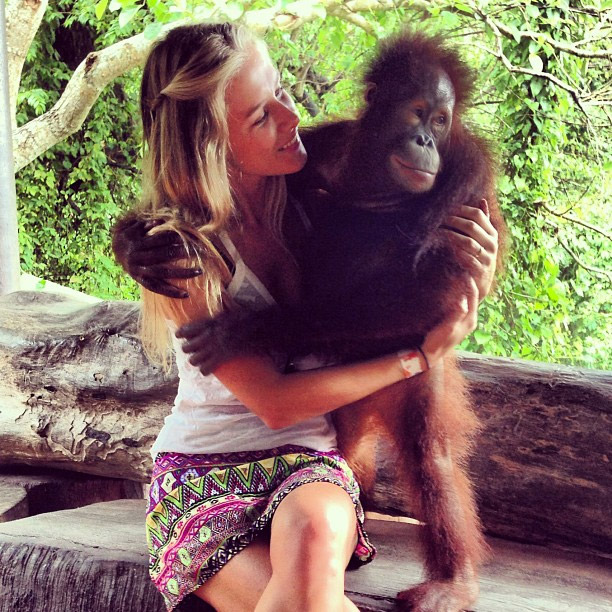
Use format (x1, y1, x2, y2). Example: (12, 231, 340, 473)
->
(368, 355, 612, 555)
(0, 466, 144, 522)
(467, 355, 612, 554)
(1, 291, 611, 554)
(0, 291, 176, 481)
(0, 500, 610, 612)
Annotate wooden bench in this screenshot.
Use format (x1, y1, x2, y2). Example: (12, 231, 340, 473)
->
(0, 499, 610, 611)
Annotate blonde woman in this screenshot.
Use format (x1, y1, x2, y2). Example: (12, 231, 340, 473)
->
(116, 22, 498, 612)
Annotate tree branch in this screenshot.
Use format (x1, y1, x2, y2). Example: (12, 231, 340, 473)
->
(557, 237, 612, 284)
(328, 4, 376, 34)
(544, 221, 612, 283)
(243, 0, 415, 33)
(470, 2, 612, 59)
(539, 202, 612, 242)
(476, 9, 591, 118)
(13, 31, 153, 172)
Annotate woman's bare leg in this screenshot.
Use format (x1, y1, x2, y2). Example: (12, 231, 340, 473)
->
(194, 482, 360, 612)
(255, 481, 359, 612)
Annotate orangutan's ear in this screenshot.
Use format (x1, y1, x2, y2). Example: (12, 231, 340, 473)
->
(364, 82, 377, 105)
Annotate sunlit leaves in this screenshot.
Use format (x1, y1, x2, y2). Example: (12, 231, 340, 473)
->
(118, 6, 141, 28)
(95, 0, 109, 20)
(223, 2, 245, 21)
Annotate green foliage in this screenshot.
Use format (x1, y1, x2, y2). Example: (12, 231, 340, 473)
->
(15, 0, 611, 369)
(16, 0, 142, 300)
(451, 3, 612, 369)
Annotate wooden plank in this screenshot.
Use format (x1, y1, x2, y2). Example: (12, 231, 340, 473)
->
(0, 500, 610, 611)
(0, 499, 167, 612)
(347, 517, 612, 612)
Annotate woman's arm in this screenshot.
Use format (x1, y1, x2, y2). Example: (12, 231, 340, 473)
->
(214, 353, 406, 430)
(162, 272, 478, 430)
(215, 281, 477, 429)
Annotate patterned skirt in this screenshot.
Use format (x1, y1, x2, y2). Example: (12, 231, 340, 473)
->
(146, 445, 376, 610)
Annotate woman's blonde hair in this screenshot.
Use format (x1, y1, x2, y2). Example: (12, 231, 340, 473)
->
(136, 22, 287, 367)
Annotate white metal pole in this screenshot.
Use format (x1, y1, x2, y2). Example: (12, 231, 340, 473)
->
(0, 0, 20, 295)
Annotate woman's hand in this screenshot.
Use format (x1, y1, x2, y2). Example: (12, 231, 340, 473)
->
(420, 277, 479, 368)
(442, 199, 498, 300)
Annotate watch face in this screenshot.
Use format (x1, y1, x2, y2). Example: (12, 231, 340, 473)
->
(398, 350, 422, 378)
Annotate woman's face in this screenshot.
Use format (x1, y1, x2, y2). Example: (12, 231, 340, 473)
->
(226, 43, 307, 188)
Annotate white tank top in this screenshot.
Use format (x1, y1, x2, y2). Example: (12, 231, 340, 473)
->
(150, 227, 338, 457)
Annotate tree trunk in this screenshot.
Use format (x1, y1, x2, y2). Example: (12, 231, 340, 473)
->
(0, 1, 20, 296)
(0, 290, 610, 554)
(6, 0, 48, 131)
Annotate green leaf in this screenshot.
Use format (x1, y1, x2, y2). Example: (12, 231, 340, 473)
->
(439, 10, 461, 28)
(547, 285, 561, 302)
(530, 78, 544, 97)
(514, 176, 528, 191)
(507, 24, 522, 43)
(498, 175, 513, 195)
(543, 258, 559, 277)
(118, 6, 139, 28)
(529, 53, 544, 72)
(143, 21, 163, 40)
(454, 2, 473, 14)
(193, 3, 216, 20)
(557, 95, 570, 113)
(473, 329, 492, 344)
(95, 0, 109, 20)
(526, 4, 540, 18)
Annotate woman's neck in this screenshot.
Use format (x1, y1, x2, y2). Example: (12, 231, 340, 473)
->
(234, 175, 267, 226)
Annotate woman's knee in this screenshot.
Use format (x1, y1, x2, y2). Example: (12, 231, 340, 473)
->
(260, 484, 359, 610)
(272, 482, 357, 559)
